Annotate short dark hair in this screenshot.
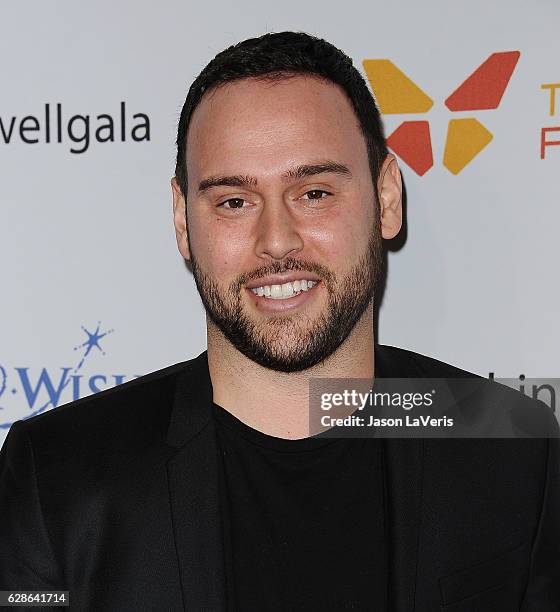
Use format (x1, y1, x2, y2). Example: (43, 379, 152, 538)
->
(175, 31, 388, 199)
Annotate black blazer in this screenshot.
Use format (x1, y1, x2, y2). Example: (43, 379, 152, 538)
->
(1, 344, 559, 611)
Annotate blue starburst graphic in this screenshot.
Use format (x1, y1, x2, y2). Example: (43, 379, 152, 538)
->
(73, 322, 114, 371)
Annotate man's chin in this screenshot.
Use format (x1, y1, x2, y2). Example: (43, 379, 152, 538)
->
(241, 320, 348, 371)
(241, 348, 323, 373)
(246, 336, 314, 367)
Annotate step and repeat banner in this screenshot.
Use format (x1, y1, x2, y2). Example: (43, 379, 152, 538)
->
(1, 1, 559, 442)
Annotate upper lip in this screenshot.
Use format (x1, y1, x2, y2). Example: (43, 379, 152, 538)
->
(245, 272, 321, 289)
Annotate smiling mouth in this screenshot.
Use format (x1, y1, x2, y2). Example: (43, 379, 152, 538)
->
(249, 279, 319, 300)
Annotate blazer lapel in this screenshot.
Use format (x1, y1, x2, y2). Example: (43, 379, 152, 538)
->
(376, 344, 425, 612)
(165, 351, 226, 611)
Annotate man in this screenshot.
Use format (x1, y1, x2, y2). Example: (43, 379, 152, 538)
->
(1, 31, 559, 611)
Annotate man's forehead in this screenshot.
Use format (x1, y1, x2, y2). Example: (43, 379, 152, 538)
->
(186, 74, 365, 175)
(188, 74, 358, 138)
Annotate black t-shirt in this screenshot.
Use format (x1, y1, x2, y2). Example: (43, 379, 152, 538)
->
(213, 402, 387, 611)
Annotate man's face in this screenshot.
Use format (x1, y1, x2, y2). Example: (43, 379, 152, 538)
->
(178, 74, 383, 372)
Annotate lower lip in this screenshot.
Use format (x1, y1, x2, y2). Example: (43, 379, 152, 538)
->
(245, 282, 322, 313)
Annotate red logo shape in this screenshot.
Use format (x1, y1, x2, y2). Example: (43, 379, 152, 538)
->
(445, 51, 520, 111)
(386, 121, 433, 177)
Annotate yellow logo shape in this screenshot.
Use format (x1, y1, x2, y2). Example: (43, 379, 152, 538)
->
(443, 119, 493, 175)
(363, 60, 433, 114)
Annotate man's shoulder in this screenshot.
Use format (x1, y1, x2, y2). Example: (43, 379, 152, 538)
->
(378, 343, 558, 437)
(8, 353, 206, 458)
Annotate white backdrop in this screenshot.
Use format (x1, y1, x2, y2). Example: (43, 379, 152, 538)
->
(1, 0, 559, 442)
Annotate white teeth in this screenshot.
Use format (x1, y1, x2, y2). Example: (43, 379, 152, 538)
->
(282, 283, 294, 298)
(250, 279, 318, 299)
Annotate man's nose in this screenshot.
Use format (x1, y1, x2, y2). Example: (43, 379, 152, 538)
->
(254, 198, 304, 261)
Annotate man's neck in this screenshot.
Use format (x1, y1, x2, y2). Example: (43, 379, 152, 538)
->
(207, 306, 374, 439)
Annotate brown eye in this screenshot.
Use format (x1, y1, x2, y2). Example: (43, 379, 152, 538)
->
(303, 190, 330, 200)
(220, 198, 246, 209)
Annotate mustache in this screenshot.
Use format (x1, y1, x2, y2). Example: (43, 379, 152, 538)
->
(234, 257, 335, 290)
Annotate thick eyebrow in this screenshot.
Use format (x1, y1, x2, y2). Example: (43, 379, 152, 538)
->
(282, 161, 352, 182)
(198, 174, 257, 193)
(197, 161, 352, 193)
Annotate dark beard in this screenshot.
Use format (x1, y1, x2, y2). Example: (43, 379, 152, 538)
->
(189, 229, 382, 372)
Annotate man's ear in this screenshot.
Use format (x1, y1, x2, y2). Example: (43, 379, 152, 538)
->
(171, 177, 191, 261)
(377, 154, 403, 240)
